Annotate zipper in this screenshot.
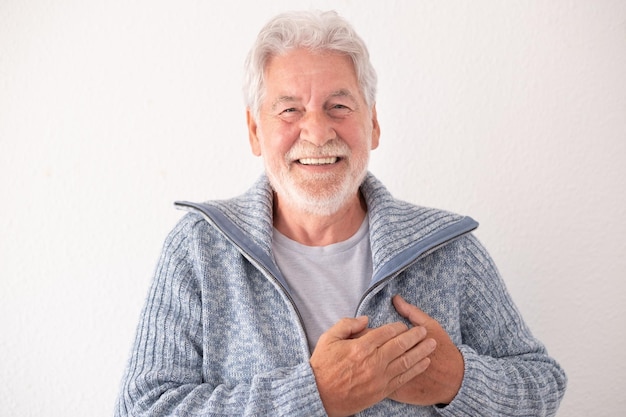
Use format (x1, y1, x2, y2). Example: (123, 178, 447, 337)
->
(355, 221, 478, 317)
(176, 201, 477, 355)
(351, 226, 476, 417)
(175, 201, 312, 356)
(242, 252, 312, 356)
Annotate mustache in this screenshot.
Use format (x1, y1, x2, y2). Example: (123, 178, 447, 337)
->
(285, 139, 350, 161)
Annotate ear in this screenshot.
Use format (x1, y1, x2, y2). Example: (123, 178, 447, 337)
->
(247, 108, 262, 156)
(370, 104, 381, 150)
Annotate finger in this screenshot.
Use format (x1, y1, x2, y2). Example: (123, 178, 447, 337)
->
(351, 326, 373, 339)
(322, 316, 369, 342)
(378, 325, 428, 361)
(386, 337, 437, 379)
(388, 356, 432, 393)
(359, 321, 410, 348)
(392, 295, 430, 327)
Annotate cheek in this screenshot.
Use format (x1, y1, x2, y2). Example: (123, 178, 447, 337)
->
(257, 130, 297, 162)
(339, 125, 372, 151)
(267, 126, 300, 152)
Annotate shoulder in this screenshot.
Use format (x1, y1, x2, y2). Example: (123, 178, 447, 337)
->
(167, 211, 211, 243)
(361, 173, 468, 225)
(157, 210, 228, 265)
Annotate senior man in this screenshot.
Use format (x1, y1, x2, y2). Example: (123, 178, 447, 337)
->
(116, 10, 566, 417)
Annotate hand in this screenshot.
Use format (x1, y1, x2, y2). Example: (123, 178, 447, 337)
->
(388, 295, 464, 406)
(310, 315, 436, 417)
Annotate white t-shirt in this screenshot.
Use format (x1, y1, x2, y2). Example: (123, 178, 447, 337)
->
(272, 217, 373, 352)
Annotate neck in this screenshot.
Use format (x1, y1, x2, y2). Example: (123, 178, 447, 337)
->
(273, 192, 367, 246)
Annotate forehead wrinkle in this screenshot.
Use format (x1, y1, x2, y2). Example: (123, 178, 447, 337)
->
(272, 88, 358, 109)
(268, 88, 361, 112)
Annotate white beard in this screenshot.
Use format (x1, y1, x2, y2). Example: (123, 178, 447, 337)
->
(265, 139, 370, 217)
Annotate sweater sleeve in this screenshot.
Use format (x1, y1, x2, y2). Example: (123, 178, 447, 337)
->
(436, 235, 567, 417)
(114, 217, 327, 417)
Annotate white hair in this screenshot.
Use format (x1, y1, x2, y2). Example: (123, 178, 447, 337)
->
(243, 10, 377, 117)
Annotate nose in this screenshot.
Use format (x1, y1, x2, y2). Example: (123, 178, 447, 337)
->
(298, 111, 336, 146)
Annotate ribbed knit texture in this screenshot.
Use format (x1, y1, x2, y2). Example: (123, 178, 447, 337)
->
(115, 173, 566, 416)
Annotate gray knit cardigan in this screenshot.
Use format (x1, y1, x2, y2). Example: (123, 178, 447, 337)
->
(115, 173, 566, 416)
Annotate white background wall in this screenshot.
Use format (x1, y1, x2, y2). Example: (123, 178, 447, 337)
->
(1, 1, 624, 415)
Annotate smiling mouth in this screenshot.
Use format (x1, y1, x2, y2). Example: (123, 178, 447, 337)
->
(297, 157, 339, 165)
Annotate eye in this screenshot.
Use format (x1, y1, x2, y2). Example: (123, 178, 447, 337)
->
(327, 103, 352, 117)
(278, 107, 302, 121)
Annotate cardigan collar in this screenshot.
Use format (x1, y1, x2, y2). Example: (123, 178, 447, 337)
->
(175, 172, 478, 285)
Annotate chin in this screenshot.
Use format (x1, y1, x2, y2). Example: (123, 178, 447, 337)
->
(296, 192, 350, 217)
(269, 169, 367, 217)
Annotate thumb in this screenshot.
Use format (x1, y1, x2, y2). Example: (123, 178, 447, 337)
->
(392, 295, 430, 327)
(324, 316, 369, 341)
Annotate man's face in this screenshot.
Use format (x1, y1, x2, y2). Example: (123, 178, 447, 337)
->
(247, 48, 380, 216)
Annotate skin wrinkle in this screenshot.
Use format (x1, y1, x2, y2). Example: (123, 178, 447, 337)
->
(248, 48, 380, 244)
(116, 10, 566, 416)
(270, 89, 359, 113)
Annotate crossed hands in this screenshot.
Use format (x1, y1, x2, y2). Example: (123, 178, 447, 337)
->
(310, 295, 464, 417)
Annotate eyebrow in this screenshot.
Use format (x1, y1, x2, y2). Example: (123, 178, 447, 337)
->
(270, 96, 298, 111)
(270, 89, 359, 111)
(328, 89, 358, 103)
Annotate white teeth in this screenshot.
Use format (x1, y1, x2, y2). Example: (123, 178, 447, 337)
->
(298, 157, 338, 165)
